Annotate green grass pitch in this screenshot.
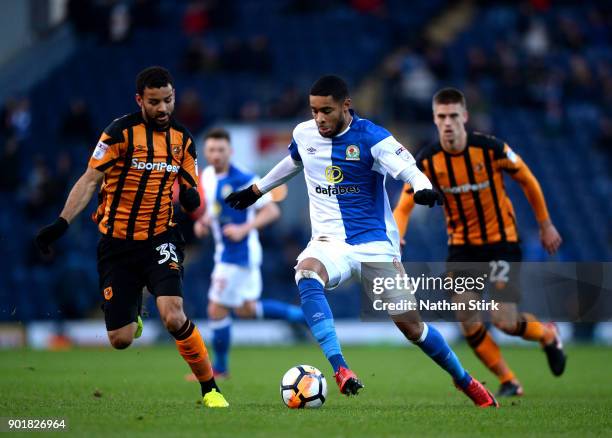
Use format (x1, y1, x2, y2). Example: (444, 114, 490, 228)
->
(1, 344, 611, 437)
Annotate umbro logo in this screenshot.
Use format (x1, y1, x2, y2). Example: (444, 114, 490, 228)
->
(311, 312, 325, 321)
(306, 146, 317, 154)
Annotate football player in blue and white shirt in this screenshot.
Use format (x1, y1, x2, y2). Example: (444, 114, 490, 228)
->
(226, 76, 497, 407)
(193, 128, 304, 377)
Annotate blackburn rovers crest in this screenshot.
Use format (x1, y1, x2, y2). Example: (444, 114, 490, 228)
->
(221, 184, 233, 199)
(345, 144, 360, 161)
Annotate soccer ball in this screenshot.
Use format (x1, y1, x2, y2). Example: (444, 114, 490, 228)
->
(280, 365, 327, 409)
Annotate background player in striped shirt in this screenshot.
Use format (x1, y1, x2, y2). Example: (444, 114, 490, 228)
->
(35, 66, 228, 408)
(188, 127, 304, 378)
(393, 88, 566, 397)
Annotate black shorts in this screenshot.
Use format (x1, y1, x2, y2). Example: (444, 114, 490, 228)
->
(446, 242, 522, 303)
(97, 227, 185, 331)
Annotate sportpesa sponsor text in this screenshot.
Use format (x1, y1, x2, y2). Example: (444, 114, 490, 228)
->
(131, 159, 180, 173)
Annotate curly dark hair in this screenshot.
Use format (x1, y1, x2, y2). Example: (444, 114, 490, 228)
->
(136, 66, 174, 96)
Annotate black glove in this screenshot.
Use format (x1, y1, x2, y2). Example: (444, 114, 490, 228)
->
(413, 188, 444, 208)
(36, 217, 69, 254)
(179, 185, 200, 212)
(224, 184, 261, 210)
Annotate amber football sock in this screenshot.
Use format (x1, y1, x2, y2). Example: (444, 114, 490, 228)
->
(465, 324, 515, 384)
(516, 313, 555, 345)
(172, 319, 219, 395)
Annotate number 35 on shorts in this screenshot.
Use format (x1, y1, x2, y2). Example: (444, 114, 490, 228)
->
(156, 243, 179, 265)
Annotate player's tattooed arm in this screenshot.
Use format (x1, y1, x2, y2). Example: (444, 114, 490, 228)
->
(36, 167, 104, 254)
(60, 167, 104, 224)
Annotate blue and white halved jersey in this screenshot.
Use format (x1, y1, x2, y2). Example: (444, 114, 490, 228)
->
(289, 111, 419, 246)
(200, 164, 272, 267)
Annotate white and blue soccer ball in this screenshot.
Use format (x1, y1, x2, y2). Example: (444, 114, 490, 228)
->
(280, 365, 327, 409)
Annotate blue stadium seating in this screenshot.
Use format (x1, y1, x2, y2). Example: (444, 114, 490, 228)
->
(1, 0, 609, 324)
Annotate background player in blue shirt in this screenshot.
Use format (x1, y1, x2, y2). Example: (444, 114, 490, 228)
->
(192, 128, 304, 377)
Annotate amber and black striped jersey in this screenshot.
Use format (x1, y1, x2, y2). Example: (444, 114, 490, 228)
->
(393, 132, 550, 246)
(88, 112, 198, 240)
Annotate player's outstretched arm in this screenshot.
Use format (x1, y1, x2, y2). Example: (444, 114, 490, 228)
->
(413, 188, 444, 207)
(373, 137, 443, 208)
(399, 162, 442, 207)
(225, 156, 303, 210)
(257, 155, 303, 194)
(36, 167, 104, 253)
(224, 185, 263, 210)
(59, 167, 104, 223)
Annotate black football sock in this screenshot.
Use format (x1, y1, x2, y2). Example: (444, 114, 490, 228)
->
(200, 377, 220, 396)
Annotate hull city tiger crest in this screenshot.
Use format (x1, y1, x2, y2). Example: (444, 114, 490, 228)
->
(345, 145, 360, 161)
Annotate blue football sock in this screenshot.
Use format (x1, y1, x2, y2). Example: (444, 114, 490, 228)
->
(210, 316, 231, 374)
(257, 299, 305, 323)
(415, 323, 472, 389)
(298, 278, 348, 372)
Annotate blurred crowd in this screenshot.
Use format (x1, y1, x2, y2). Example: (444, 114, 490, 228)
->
(380, 1, 611, 151)
(67, 0, 161, 43)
